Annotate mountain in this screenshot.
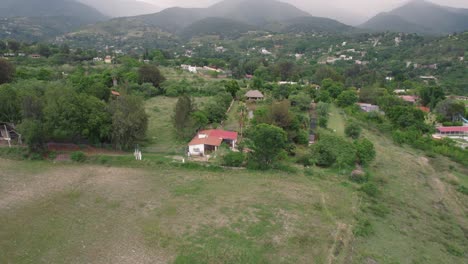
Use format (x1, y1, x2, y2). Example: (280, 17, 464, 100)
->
(361, 0, 468, 34)
(0, 0, 106, 23)
(179, 17, 257, 39)
(76, 0, 162, 18)
(71, 0, 352, 43)
(0, 0, 107, 41)
(277, 16, 354, 34)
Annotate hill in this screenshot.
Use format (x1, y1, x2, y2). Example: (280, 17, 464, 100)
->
(0, 0, 106, 23)
(76, 0, 161, 18)
(0, 0, 107, 41)
(69, 0, 351, 43)
(276, 16, 354, 34)
(361, 0, 468, 34)
(179, 17, 257, 39)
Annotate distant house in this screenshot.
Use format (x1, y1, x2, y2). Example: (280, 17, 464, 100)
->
(399, 95, 419, 104)
(245, 90, 264, 101)
(93, 57, 103, 62)
(245, 74, 253, 79)
(357, 103, 380, 113)
(104, 56, 112, 64)
(188, 129, 238, 157)
(111, 90, 121, 97)
(30, 54, 41, 59)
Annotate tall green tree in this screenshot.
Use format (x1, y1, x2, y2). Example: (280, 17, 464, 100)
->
(0, 59, 15, 85)
(173, 95, 196, 139)
(109, 95, 148, 150)
(137, 65, 166, 94)
(247, 124, 287, 169)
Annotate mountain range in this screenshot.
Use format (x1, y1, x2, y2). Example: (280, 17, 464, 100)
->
(361, 0, 468, 34)
(1, 0, 468, 42)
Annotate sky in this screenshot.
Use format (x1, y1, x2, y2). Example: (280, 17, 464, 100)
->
(139, 0, 468, 24)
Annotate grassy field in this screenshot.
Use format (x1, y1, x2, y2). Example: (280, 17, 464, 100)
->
(144, 96, 210, 155)
(1, 96, 467, 263)
(1, 130, 467, 263)
(328, 105, 346, 136)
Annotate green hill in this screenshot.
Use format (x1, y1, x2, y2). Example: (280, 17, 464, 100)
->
(0, 0, 107, 41)
(0, 0, 106, 23)
(178, 17, 257, 39)
(277, 16, 354, 34)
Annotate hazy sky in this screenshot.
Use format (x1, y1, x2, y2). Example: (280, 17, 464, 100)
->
(139, 0, 468, 24)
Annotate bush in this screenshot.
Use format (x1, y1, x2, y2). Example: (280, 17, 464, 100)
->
(222, 152, 245, 167)
(71, 151, 87, 162)
(355, 138, 376, 166)
(345, 122, 362, 139)
(353, 217, 374, 237)
(360, 182, 380, 197)
(311, 132, 356, 168)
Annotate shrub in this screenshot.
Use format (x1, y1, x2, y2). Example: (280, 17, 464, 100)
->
(311, 132, 356, 168)
(360, 182, 380, 197)
(222, 152, 245, 167)
(345, 122, 362, 139)
(353, 217, 374, 237)
(457, 185, 468, 195)
(71, 151, 87, 162)
(355, 138, 376, 166)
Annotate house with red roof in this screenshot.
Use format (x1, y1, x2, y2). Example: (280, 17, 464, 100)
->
(398, 95, 419, 104)
(436, 126, 468, 137)
(188, 129, 238, 157)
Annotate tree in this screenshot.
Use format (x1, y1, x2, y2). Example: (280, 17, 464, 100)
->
(345, 122, 362, 139)
(434, 99, 466, 122)
(419, 86, 445, 110)
(311, 133, 356, 168)
(336, 90, 358, 107)
(224, 80, 240, 98)
(355, 138, 376, 166)
(0, 59, 15, 85)
(109, 96, 148, 150)
(0, 85, 21, 123)
(247, 124, 287, 169)
(322, 78, 345, 99)
(18, 119, 47, 153)
(173, 95, 196, 139)
(7, 40, 20, 52)
(137, 65, 166, 93)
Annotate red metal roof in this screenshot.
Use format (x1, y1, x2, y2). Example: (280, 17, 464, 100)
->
(436, 126, 468, 133)
(199, 129, 238, 140)
(418, 106, 430, 113)
(188, 137, 223, 146)
(111, 91, 121, 96)
(399, 95, 419, 103)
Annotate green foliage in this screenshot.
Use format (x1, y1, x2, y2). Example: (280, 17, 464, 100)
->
(222, 152, 245, 167)
(173, 95, 196, 140)
(70, 151, 86, 163)
(0, 59, 15, 85)
(434, 99, 466, 122)
(247, 124, 287, 169)
(224, 80, 240, 98)
(353, 217, 374, 237)
(17, 119, 47, 153)
(321, 78, 345, 99)
(345, 122, 362, 139)
(336, 90, 358, 107)
(0, 85, 21, 123)
(109, 95, 148, 150)
(419, 86, 445, 109)
(137, 65, 166, 92)
(311, 132, 356, 168)
(354, 138, 376, 166)
(360, 182, 380, 197)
